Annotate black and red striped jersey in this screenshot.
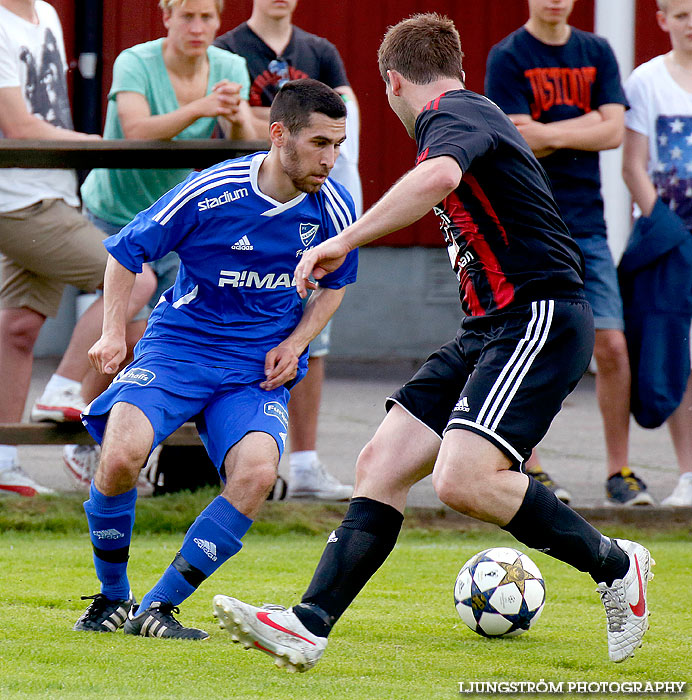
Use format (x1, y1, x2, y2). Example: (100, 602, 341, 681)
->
(415, 89, 584, 317)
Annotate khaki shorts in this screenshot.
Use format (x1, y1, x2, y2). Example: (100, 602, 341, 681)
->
(0, 199, 108, 317)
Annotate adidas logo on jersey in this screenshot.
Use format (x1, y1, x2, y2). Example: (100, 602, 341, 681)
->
(231, 236, 254, 251)
(92, 528, 125, 540)
(327, 531, 339, 543)
(194, 538, 218, 561)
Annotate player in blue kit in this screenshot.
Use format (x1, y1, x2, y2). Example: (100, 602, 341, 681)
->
(215, 14, 653, 669)
(71, 78, 358, 639)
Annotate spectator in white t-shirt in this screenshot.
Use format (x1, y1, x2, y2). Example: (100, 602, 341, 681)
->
(622, 0, 692, 507)
(0, 0, 155, 496)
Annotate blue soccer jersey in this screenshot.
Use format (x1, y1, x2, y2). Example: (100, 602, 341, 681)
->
(104, 152, 358, 375)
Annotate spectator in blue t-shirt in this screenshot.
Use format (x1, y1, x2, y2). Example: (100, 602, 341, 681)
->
(485, 0, 654, 507)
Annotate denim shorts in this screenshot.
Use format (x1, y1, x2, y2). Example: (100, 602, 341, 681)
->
(85, 209, 180, 321)
(573, 233, 624, 331)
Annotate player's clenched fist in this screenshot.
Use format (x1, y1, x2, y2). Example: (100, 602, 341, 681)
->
(88, 335, 127, 375)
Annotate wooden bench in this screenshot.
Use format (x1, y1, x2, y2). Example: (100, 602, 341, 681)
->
(0, 422, 202, 446)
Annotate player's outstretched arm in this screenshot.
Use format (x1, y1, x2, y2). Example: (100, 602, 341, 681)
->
(261, 287, 346, 390)
(88, 256, 136, 375)
(294, 156, 462, 297)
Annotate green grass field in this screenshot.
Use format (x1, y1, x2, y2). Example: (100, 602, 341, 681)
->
(1, 493, 690, 699)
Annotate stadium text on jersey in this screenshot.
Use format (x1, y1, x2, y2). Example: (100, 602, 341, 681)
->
(197, 188, 249, 211)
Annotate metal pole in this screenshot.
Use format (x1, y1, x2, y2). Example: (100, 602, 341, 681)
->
(595, 0, 636, 262)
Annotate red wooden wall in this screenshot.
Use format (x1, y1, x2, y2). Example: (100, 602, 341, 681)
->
(635, 0, 672, 66)
(51, 0, 597, 246)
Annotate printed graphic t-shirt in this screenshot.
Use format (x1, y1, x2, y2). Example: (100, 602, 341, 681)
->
(624, 54, 692, 229)
(485, 27, 627, 237)
(214, 23, 348, 108)
(0, 0, 78, 212)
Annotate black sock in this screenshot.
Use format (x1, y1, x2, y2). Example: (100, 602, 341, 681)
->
(502, 477, 629, 585)
(293, 497, 404, 637)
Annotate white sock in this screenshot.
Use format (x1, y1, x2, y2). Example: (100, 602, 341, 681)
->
(43, 374, 81, 395)
(289, 450, 318, 474)
(0, 445, 18, 470)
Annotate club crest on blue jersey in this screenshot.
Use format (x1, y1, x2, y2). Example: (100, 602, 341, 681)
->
(299, 223, 319, 247)
(263, 401, 289, 428)
(114, 367, 156, 386)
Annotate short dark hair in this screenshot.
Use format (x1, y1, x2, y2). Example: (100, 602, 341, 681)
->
(269, 79, 346, 134)
(378, 13, 464, 85)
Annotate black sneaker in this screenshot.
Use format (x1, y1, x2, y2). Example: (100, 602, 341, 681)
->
(73, 593, 135, 632)
(526, 464, 572, 504)
(606, 467, 655, 506)
(123, 601, 209, 640)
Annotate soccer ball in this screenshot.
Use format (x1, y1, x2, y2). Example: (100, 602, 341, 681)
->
(454, 547, 545, 637)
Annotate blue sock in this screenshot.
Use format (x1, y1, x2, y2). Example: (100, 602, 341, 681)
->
(139, 496, 252, 611)
(83, 482, 137, 601)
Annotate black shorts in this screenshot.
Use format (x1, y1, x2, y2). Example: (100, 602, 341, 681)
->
(386, 298, 594, 467)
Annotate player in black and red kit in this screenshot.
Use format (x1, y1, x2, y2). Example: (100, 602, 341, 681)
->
(213, 13, 653, 669)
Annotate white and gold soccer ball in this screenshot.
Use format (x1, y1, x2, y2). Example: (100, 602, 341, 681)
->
(454, 547, 546, 637)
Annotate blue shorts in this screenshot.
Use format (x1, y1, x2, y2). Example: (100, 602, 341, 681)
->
(574, 233, 624, 331)
(81, 353, 290, 474)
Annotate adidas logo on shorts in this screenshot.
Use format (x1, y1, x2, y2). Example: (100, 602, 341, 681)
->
(194, 538, 218, 561)
(454, 396, 470, 412)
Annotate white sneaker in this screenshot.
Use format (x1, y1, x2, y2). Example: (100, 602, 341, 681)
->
(31, 385, 85, 422)
(63, 444, 100, 487)
(63, 444, 155, 497)
(288, 461, 352, 501)
(661, 473, 692, 507)
(0, 465, 55, 496)
(213, 596, 327, 672)
(596, 539, 654, 662)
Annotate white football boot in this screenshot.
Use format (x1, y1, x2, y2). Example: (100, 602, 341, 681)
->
(596, 539, 654, 662)
(213, 596, 327, 672)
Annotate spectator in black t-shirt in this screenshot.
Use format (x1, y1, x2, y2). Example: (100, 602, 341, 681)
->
(215, 0, 362, 501)
(485, 0, 654, 507)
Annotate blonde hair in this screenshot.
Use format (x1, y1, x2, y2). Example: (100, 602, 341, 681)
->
(159, 0, 224, 13)
(656, 0, 669, 10)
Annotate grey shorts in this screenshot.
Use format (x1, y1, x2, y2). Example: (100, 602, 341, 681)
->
(0, 199, 107, 317)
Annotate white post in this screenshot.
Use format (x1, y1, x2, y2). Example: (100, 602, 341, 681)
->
(595, 0, 635, 262)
